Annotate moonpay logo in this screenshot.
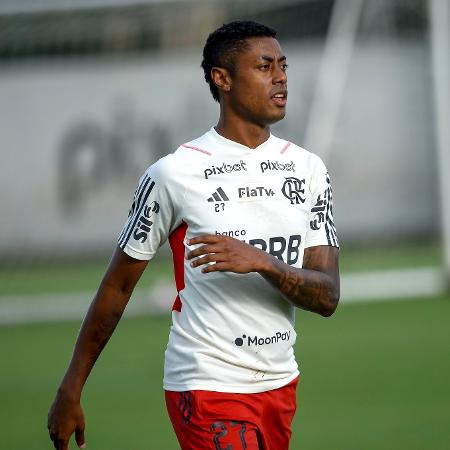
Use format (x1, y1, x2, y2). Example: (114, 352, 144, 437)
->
(234, 331, 291, 347)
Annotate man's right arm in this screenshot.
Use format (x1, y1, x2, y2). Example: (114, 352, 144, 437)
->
(48, 246, 148, 450)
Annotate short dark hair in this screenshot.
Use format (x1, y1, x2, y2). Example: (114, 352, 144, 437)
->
(201, 20, 277, 102)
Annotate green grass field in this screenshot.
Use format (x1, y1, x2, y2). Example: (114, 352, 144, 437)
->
(0, 240, 447, 449)
(1, 295, 449, 450)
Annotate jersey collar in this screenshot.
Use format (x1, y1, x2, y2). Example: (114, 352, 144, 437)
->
(209, 127, 275, 153)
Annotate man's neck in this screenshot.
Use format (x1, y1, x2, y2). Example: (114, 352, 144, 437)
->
(215, 115, 271, 149)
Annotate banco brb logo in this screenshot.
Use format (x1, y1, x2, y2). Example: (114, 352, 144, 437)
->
(282, 177, 306, 204)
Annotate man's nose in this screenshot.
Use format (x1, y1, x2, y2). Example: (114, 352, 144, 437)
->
(273, 66, 287, 84)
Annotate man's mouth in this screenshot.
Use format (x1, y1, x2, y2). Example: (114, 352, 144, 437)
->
(271, 92, 287, 107)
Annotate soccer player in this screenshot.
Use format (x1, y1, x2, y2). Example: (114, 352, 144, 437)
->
(48, 20, 339, 450)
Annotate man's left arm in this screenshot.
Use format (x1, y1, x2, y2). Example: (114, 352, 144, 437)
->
(259, 244, 339, 317)
(186, 236, 339, 317)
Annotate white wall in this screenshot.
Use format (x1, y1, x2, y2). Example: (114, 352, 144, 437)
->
(0, 39, 437, 257)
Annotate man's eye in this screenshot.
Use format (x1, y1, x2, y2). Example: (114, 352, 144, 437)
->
(259, 64, 270, 71)
(281, 64, 289, 71)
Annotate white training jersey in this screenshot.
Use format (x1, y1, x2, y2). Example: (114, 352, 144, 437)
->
(118, 127, 339, 394)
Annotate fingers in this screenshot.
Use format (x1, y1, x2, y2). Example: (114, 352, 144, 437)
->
(189, 253, 227, 270)
(185, 234, 253, 274)
(48, 432, 57, 450)
(200, 262, 229, 273)
(49, 437, 68, 450)
(187, 235, 221, 246)
(75, 426, 86, 449)
(186, 244, 219, 260)
(47, 396, 85, 450)
(48, 425, 61, 450)
(50, 433, 84, 450)
(58, 439, 69, 450)
(186, 234, 238, 261)
(48, 431, 69, 450)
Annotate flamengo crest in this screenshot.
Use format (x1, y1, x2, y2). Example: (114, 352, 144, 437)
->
(282, 177, 306, 204)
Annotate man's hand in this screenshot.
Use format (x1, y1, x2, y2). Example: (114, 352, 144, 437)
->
(186, 234, 339, 317)
(186, 234, 270, 274)
(48, 390, 85, 450)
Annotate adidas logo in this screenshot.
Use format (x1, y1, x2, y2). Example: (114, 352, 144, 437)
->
(207, 187, 229, 202)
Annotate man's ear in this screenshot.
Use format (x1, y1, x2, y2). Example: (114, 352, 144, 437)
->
(211, 67, 232, 96)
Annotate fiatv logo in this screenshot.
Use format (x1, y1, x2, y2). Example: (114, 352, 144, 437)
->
(260, 160, 295, 173)
(238, 186, 275, 199)
(204, 160, 247, 179)
(234, 330, 291, 347)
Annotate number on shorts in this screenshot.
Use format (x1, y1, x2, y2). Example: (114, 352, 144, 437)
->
(210, 421, 247, 450)
(211, 422, 231, 450)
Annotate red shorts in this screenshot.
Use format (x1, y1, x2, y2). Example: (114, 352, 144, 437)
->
(165, 377, 299, 450)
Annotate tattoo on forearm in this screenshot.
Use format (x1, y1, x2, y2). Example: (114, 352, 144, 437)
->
(279, 270, 301, 298)
(279, 268, 322, 308)
(265, 255, 338, 316)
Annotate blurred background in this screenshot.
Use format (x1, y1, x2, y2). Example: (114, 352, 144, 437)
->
(0, 0, 449, 449)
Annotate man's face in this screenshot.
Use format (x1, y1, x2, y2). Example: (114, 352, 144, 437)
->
(226, 37, 288, 126)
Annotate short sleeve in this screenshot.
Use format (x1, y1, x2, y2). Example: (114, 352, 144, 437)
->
(304, 157, 339, 249)
(117, 157, 182, 260)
